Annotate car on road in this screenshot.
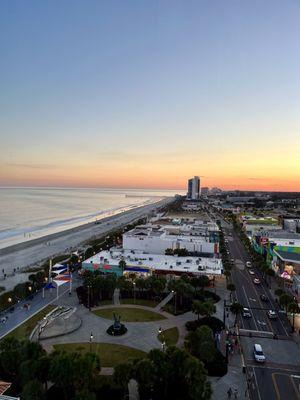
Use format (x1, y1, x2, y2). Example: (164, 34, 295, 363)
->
(260, 294, 269, 302)
(253, 344, 266, 363)
(267, 310, 278, 320)
(246, 261, 252, 268)
(253, 278, 261, 284)
(230, 258, 234, 263)
(242, 307, 252, 318)
(248, 269, 255, 275)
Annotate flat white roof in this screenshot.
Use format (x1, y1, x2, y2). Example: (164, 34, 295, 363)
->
(84, 249, 222, 275)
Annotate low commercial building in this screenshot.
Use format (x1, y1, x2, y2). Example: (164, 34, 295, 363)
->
(82, 249, 223, 277)
(122, 223, 219, 256)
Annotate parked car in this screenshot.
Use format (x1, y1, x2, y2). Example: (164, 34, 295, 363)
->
(248, 269, 255, 275)
(246, 261, 252, 268)
(253, 278, 261, 285)
(260, 294, 269, 302)
(267, 310, 278, 320)
(242, 307, 252, 318)
(253, 344, 266, 363)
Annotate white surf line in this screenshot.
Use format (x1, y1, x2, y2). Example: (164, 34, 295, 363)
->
(0, 287, 70, 340)
(243, 285, 259, 331)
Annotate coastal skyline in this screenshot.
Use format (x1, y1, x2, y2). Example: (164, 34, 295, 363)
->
(1, 1, 300, 191)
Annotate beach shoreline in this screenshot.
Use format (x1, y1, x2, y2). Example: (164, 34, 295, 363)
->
(0, 197, 165, 256)
(0, 197, 173, 291)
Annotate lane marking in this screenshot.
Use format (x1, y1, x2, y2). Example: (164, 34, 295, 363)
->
(252, 368, 262, 400)
(243, 285, 259, 331)
(272, 373, 281, 400)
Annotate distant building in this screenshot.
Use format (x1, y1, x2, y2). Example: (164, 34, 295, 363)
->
(187, 176, 200, 200)
(201, 187, 209, 196)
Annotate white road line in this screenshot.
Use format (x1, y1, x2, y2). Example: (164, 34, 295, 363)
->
(243, 285, 259, 331)
(252, 367, 262, 400)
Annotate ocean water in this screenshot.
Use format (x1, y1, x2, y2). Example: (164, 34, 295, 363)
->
(0, 187, 180, 249)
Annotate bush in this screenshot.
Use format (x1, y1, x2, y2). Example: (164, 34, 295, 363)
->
(186, 316, 224, 334)
(205, 350, 228, 377)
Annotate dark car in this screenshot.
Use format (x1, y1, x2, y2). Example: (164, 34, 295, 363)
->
(260, 294, 269, 302)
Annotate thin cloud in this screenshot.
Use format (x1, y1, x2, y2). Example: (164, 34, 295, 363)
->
(6, 163, 58, 170)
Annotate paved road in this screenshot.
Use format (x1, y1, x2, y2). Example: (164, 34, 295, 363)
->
(209, 210, 300, 400)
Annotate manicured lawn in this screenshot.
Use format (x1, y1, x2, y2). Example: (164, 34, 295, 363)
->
(53, 342, 147, 367)
(120, 298, 159, 308)
(158, 327, 179, 347)
(92, 307, 166, 322)
(6, 304, 56, 340)
(99, 299, 113, 306)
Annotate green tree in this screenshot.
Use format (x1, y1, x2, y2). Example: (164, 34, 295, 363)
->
(230, 302, 244, 324)
(21, 379, 45, 400)
(74, 389, 96, 400)
(186, 326, 216, 363)
(113, 362, 133, 390)
(288, 302, 300, 332)
(192, 300, 203, 321)
(119, 258, 127, 273)
(226, 283, 236, 302)
(279, 293, 293, 313)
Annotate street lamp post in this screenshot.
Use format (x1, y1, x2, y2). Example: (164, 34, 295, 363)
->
(87, 285, 91, 311)
(133, 282, 136, 304)
(90, 332, 93, 352)
(172, 290, 177, 314)
(158, 327, 166, 352)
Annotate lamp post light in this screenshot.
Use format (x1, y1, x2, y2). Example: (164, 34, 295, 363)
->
(90, 332, 94, 352)
(87, 285, 91, 311)
(172, 290, 177, 314)
(133, 282, 136, 304)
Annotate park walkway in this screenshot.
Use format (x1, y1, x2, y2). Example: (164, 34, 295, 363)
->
(154, 291, 174, 311)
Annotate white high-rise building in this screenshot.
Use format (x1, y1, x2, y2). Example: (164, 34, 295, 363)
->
(187, 176, 200, 200)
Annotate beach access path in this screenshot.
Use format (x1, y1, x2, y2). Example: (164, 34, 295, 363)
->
(0, 198, 172, 291)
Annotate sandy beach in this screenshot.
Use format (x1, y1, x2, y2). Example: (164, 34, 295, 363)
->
(0, 197, 172, 291)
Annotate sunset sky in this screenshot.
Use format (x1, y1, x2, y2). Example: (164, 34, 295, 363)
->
(1, 1, 300, 191)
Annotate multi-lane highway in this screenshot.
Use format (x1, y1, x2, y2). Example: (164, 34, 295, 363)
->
(215, 213, 300, 400)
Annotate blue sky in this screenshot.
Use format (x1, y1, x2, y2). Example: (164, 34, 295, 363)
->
(1, 0, 300, 190)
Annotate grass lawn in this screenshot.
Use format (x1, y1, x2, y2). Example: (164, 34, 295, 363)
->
(120, 298, 159, 308)
(5, 304, 56, 341)
(99, 299, 113, 306)
(92, 307, 166, 322)
(158, 327, 179, 347)
(53, 342, 147, 367)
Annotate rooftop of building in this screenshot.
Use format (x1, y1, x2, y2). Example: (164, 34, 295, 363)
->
(83, 248, 222, 275)
(274, 249, 300, 263)
(268, 230, 300, 240)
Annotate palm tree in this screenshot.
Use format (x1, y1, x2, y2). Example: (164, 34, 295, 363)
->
(227, 283, 236, 302)
(279, 293, 293, 313)
(118, 258, 126, 274)
(230, 302, 244, 324)
(288, 302, 300, 332)
(192, 300, 203, 321)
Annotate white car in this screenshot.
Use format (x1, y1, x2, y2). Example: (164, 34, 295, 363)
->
(248, 269, 255, 275)
(246, 261, 252, 268)
(253, 344, 266, 363)
(242, 307, 252, 318)
(267, 310, 278, 320)
(253, 278, 261, 285)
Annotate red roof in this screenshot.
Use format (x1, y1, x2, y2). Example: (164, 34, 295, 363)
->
(0, 381, 11, 395)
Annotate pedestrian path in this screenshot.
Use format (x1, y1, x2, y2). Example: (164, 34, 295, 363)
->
(154, 291, 174, 311)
